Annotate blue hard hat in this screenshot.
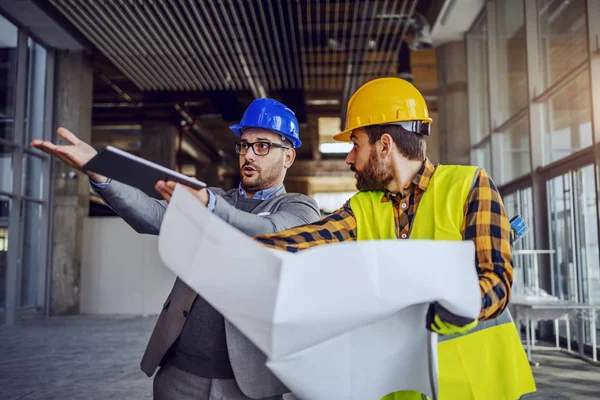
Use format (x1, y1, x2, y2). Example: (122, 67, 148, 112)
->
(229, 98, 302, 148)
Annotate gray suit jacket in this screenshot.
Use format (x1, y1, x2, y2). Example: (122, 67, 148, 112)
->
(93, 181, 320, 399)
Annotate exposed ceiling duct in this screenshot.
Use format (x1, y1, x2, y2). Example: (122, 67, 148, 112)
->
(429, 0, 484, 46)
(49, 0, 421, 96)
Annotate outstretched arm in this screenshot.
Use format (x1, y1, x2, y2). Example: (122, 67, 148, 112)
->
(32, 127, 168, 234)
(255, 203, 358, 252)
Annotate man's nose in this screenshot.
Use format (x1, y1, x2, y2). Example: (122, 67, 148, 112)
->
(244, 149, 257, 162)
(345, 151, 354, 165)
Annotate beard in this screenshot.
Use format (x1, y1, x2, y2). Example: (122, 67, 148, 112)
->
(351, 149, 393, 191)
(240, 160, 280, 193)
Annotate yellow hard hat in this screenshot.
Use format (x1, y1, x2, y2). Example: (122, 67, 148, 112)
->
(334, 77, 433, 142)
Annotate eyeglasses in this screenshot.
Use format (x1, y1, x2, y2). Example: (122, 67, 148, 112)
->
(235, 141, 291, 156)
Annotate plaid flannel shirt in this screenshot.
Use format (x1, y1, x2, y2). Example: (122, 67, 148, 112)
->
(256, 158, 513, 321)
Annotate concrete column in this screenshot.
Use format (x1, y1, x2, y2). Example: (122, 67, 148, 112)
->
(141, 121, 177, 169)
(51, 51, 93, 315)
(436, 40, 470, 165)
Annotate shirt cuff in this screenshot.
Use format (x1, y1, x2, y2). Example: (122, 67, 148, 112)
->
(89, 177, 112, 190)
(207, 189, 217, 212)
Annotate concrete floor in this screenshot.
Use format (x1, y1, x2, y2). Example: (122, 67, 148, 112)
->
(0, 316, 154, 400)
(525, 351, 600, 399)
(0, 316, 599, 399)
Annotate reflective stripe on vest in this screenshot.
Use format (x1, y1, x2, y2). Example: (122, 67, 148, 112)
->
(349, 165, 536, 400)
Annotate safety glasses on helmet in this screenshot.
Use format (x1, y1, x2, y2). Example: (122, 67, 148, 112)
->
(393, 120, 431, 136)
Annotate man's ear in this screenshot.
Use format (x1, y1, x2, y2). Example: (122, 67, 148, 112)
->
(284, 148, 296, 169)
(379, 133, 394, 158)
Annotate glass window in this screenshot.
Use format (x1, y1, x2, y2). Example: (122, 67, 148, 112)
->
(573, 166, 600, 345)
(541, 71, 593, 164)
(24, 39, 47, 145)
(495, 0, 528, 123)
(0, 16, 52, 324)
(537, 0, 588, 90)
(503, 188, 535, 295)
(548, 172, 576, 299)
(503, 193, 524, 290)
(575, 166, 600, 304)
(511, 187, 535, 251)
(496, 115, 531, 184)
(22, 153, 43, 200)
(471, 143, 491, 175)
(0, 14, 18, 142)
(0, 143, 14, 193)
(0, 196, 8, 315)
(547, 171, 581, 341)
(19, 200, 42, 307)
(467, 16, 489, 143)
(548, 166, 600, 345)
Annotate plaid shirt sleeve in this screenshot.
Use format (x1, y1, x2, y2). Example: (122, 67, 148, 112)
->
(463, 168, 513, 321)
(255, 202, 357, 252)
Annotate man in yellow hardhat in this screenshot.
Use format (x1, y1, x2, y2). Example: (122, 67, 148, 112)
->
(253, 77, 536, 399)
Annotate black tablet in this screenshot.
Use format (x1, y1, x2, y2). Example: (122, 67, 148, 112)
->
(84, 146, 207, 196)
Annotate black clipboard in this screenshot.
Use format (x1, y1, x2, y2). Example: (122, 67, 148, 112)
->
(84, 146, 207, 197)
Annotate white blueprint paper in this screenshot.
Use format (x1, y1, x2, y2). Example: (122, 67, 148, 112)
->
(158, 187, 481, 400)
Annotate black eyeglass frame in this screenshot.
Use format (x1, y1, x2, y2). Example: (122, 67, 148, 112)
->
(234, 141, 292, 156)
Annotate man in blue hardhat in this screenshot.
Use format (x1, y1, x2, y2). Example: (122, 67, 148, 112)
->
(157, 97, 303, 206)
(32, 97, 320, 400)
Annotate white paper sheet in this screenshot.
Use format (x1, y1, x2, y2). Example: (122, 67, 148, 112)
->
(158, 187, 481, 400)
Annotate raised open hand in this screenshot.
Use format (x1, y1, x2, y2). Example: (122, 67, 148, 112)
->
(31, 127, 108, 184)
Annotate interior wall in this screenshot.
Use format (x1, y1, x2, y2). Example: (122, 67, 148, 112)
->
(80, 217, 175, 315)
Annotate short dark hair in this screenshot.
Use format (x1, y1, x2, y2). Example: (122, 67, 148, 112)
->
(363, 124, 426, 161)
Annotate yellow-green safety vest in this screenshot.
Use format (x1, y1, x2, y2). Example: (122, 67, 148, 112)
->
(349, 165, 536, 400)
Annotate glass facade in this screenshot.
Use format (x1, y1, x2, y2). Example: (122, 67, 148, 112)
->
(471, 142, 492, 175)
(467, 0, 600, 350)
(541, 70, 593, 164)
(0, 12, 54, 324)
(19, 201, 43, 307)
(466, 16, 489, 145)
(497, 115, 531, 184)
(495, 0, 527, 123)
(0, 196, 9, 312)
(537, 0, 588, 90)
(0, 14, 18, 142)
(0, 144, 13, 193)
(504, 187, 536, 295)
(548, 172, 577, 301)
